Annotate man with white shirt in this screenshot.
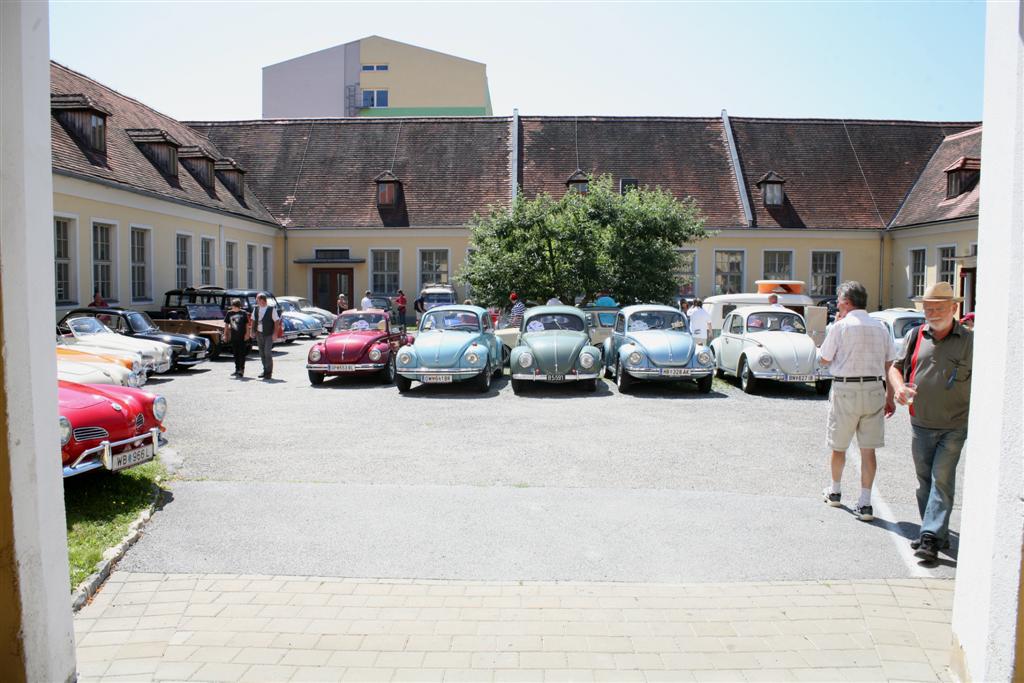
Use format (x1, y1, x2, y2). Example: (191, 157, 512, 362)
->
(360, 290, 374, 310)
(249, 292, 282, 380)
(818, 281, 897, 521)
(687, 298, 711, 344)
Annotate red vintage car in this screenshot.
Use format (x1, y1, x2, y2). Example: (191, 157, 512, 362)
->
(306, 309, 413, 385)
(59, 380, 167, 478)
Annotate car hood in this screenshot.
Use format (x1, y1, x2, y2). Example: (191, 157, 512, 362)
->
(748, 331, 819, 373)
(522, 331, 590, 372)
(283, 311, 319, 326)
(323, 330, 386, 363)
(58, 380, 144, 411)
(135, 330, 200, 349)
(65, 333, 167, 359)
(412, 331, 482, 367)
(626, 330, 696, 365)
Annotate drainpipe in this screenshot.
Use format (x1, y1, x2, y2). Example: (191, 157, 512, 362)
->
(283, 228, 289, 293)
(878, 230, 885, 310)
(510, 108, 519, 205)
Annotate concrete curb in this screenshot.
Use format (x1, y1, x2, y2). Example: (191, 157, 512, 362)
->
(70, 481, 163, 612)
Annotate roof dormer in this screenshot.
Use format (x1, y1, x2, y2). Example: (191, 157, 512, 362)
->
(178, 145, 217, 191)
(756, 170, 786, 207)
(51, 93, 111, 154)
(126, 128, 180, 178)
(374, 170, 400, 207)
(565, 169, 589, 195)
(215, 158, 246, 199)
(944, 157, 980, 199)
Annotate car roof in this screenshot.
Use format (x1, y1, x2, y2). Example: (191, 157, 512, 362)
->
(421, 305, 487, 315)
(524, 305, 585, 317)
(620, 304, 682, 315)
(339, 308, 388, 315)
(66, 307, 129, 316)
(869, 308, 924, 322)
(731, 306, 805, 317)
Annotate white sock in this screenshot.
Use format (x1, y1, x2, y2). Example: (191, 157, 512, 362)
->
(858, 488, 872, 507)
(831, 481, 841, 495)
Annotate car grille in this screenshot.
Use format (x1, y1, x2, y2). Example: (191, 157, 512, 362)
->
(73, 426, 109, 442)
(135, 414, 145, 431)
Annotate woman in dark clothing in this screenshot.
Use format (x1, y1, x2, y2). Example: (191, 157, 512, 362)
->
(223, 298, 251, 377)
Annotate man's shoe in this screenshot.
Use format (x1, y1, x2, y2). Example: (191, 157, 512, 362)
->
(822, 488, 841, 507)
(258, 372, 266, 379)
(914, 534, 940, 562)
(911, 536, 951, 551)
(854, 504, 874, 522)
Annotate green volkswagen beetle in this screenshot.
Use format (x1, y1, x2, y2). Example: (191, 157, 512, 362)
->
(509, 306, 603, 394)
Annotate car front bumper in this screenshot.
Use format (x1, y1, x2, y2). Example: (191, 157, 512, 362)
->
(624, 367, 713, 379)
(511, 372, 601, 381)
(62, 427, 166, 478)
(398, 367, 482, 381)
(751, 369, 831, 382)
(148, 359, 172, 374)
(174, 350, 210, 366)
(307, 362, 386, 373)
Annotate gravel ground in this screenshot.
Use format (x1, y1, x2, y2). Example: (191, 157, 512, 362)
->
(122, 338, 964, 581)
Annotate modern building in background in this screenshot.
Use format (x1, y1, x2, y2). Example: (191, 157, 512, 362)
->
(262, 35, 492, 119)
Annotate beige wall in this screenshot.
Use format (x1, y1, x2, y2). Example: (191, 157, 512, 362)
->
(53, 175, 283, 316)
(887, 218, 978, 309)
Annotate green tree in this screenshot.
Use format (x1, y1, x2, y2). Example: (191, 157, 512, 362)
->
(457, 175, 708, 307)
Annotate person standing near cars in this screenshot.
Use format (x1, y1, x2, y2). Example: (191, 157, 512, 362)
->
(887, 282, 973, 562)
(395, 289, 408, 326)
(509, 292, 526, 328)
(336, 293, 348, 314)
(222, 298, 250, 378)
(818, 281, 897, 521)
(687, 299, 711, 343)
(250, 292, 282, 380)
(413, 291, 426, 318)
(360, 290, 373, 310)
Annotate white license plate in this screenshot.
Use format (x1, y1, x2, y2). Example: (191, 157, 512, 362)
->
(330, 364, 356, 372)
(787, 374, 814, 382)
(546, 374, 566, 381)
(109, 443, 154, 472)
(422, 375, 452, 384)
(662, 368, 689, 377)
(197, 351, 207, 359)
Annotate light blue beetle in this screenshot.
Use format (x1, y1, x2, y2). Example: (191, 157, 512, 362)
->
(603, 304, 715, 394)
(394, 305, 501, 393)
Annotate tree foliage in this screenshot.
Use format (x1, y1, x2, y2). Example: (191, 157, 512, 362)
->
(457, 175, 708, 307)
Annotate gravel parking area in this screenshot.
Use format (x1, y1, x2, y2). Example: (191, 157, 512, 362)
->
(121, 339, 963, 582)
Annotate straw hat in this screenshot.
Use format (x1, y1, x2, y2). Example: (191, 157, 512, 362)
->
(914, 281, 963, 302)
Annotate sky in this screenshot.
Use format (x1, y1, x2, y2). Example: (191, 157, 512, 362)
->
(49, 1, 986, 123)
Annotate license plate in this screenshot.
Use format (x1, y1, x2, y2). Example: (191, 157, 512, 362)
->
(546, 374, 566, 381)
(109, 444, 154, 472)
(787, 374, 814, 382)
(330, 364, 356, 372)
(197, 351, 207, 359)
(662, 368, 688, 377)
(422, 375, 452, 384)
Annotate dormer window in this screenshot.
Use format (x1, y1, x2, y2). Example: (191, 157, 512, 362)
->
(51, 93, 112, 154)
(566, 169, 589, 195)
(620, 178, 639, 195)
(944, 157, 980, 199)
(375, 171, 400, 207)
(126, 129, 180, 178)
(178, 146, 217, 191)
(215, 158, 246, 199)
(756, 171, 786, 207)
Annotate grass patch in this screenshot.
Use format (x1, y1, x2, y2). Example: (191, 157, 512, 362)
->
(63, 459, 166, 590)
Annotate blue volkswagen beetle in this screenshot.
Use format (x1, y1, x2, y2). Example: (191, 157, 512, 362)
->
(603, 305, 715, 393)
(394, 305, 502, 393)
(509, 306, 603, 394)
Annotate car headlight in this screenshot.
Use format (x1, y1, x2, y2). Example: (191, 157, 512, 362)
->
(152, 396, 167, 422)
(398, 352, 413, 365)
(60, 416, 71, 446)
(758, 354, 773, 368)
(518, 352, 533, 368)
(466, 352, 479, 364)
(131, 359, 141, 373)
(628, 351, 644, 366)
(309, 347, 322, 362)
(162, 348, 172, 361)
(697, 350, 712, 365)
(369, 348, 382, 361)
(579, 352, 595, 369)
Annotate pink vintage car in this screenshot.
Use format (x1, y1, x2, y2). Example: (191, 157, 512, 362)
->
(305, 309, 413, 385)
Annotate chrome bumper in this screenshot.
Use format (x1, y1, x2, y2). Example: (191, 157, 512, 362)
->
(175, 354, 209, 366)
(511, 372, 601, 381)
(62, 428, 165, 478)
(307, 362, 386, 372)
(150, 359, 172, 374)
(751, 369, 831, 382)
(398, 367, 481, 379)
(625, 367, 712, 379)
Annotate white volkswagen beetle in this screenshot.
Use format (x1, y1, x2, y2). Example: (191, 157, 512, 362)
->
(58, 315, 173, 374)
(57, 358, 141, 387)
(709, 306, 831, 395)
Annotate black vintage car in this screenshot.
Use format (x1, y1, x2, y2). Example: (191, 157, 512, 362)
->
(59, 308, 211, 370)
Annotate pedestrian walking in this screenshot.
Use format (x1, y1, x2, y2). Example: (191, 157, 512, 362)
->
(249, 292, 281, 380)
(687, 299, 711, 343)
(818, 281, 897, 521)
(336, 293, 348, 314)
(509, 292, 526, 328)
(222, 298, 250, 378)
(395, 289, 407, 326)
(887, 281, 973, 562)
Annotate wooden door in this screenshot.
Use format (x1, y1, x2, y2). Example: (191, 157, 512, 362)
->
(313, 268, 353, 312)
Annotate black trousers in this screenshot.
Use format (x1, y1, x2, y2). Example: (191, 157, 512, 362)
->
(231, 339, 248, 373)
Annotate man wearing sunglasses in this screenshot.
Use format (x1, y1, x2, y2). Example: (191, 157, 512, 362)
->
(889, 281, 974, 563)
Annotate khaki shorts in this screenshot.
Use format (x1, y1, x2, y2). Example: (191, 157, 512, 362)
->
(826, 381, 885, 451)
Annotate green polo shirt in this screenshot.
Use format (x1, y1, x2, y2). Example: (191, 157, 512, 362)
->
(894, 321, 973, 430)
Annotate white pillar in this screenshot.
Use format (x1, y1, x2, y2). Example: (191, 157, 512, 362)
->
(0, 1, 77, 681)
(949, 1, 1024, 681)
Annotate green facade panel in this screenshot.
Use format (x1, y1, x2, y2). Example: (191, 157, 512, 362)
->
(359, 107, 490, 117)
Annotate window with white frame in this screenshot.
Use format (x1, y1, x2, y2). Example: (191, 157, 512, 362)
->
(910, 248, 926, 298)
(676, 250, 697, 296)
(763, 250, 793, 281)
(938, 246, 956, 285)
(54, 217, 75, 304)
(225, 242, 237, 289)
(175, 234, 191, 289)
(200, 238, 215, 286)
(419, 249, 448, 289)
(246, 244, 256, 288)
(810, 251, 840, 297)
(92, 222, 114, 300)
(361, 89, 389, 108)
(262, 246, 271, 289)
(714, 250, 744, 295)
(371, 249, 400, 295)
(130, 228, 150, 301)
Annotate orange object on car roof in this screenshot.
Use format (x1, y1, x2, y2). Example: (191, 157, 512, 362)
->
(57, 346, 134, 370)
(755, 280, 805, 295)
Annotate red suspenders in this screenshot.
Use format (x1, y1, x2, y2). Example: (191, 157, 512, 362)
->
(907, 325, 926, 417)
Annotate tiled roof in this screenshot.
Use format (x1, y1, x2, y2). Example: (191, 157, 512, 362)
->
(890, 127, 982, 228)
(185, 118, 513, 228)
(49, 62, 279, 226)
(729, 118, 978, 229)
(518, 117, 746, 228)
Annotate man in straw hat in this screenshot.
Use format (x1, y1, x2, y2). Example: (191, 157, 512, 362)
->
(888, 281, 973, 563)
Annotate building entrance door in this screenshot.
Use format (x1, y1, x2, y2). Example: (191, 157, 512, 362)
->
(313, 268, 354, 312)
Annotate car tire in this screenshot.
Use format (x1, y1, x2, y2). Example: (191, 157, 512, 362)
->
(616, 360, 633, 394)
(476, 365, 492, 393)
(582, 378, 597, 393)
(381, 356, 396, 384)
(696, 374, 713, 394)
(395, 374, 412, 393)
(710, 349, 725, 378)
(511, 378, 525, 395)
(815, 379, 832, 396)
(308, 370, 325, 386)
(739, 357, 758, 394)
(285, 338, 295, 345)
(209, 345, 222, 361)
(603, 358, 614, 379)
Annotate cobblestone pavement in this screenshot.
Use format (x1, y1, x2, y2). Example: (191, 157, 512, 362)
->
(76, 573, 953, 682)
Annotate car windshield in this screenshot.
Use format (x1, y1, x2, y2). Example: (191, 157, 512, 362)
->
(421, 310, 480, 332)
(524, 313, 585, 332)
(126, 311, 158, 333)
(597, 312, 616, 327)
(66, 316, 112, 337)
(297, 298, 314, 309)
(746, 312, 806, 333)
(186, 304, 223, 321)
(423, 292, 454, 307)
(278, 301, 298, 312)
(334, 313, 387, 332)
(895, 317, 925, 339)
(371, 297, 391, 308)
(627, 311, 688, 332)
